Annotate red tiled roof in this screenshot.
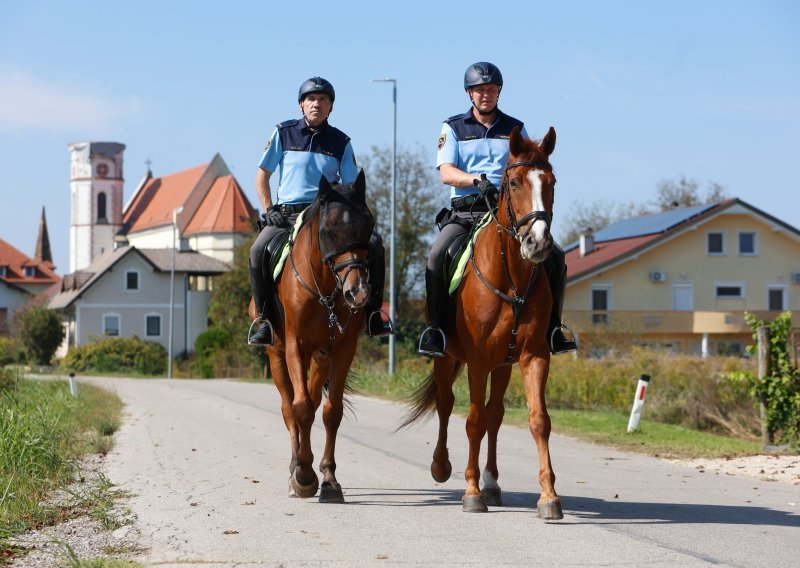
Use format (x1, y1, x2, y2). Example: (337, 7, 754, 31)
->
(566, 235, 660, 280)
(0, 238, 60, 285)
(123, 164, 207, 233)
(184, 175, 256, 236)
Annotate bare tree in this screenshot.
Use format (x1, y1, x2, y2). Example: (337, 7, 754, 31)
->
(360, 145, 445, 311)
(558, 199, 648, 245)
(654, 176, 728, 211)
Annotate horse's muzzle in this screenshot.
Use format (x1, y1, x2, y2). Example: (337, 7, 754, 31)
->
(343, 277, 370, 308)
(520, 233, 553, 264)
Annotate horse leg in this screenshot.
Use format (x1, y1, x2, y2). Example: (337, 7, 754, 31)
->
(431, 356, 459, 483)
(462, 366, 489, 513)
(317, 355, 351, 504)
(482, 366, 511, 507)
(520, 353, 562, 520)
(267, 350, 300, 487)
(285, 344, 319, 499)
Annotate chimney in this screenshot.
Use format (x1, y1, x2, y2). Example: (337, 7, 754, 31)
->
(579, 229, 595, 257)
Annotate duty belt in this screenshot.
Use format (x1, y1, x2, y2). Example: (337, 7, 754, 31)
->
(451, 194, 487, 212)
(280, 202, 312, 215)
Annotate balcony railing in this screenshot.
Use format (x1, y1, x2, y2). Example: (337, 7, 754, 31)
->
(564, 310, 798, 334)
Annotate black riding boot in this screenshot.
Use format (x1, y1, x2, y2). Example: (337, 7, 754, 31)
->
(248, 264, 274, 346)
(365, 243, 393, 338)
(418, 267, 446, 357)
(546, 258, 577, 355)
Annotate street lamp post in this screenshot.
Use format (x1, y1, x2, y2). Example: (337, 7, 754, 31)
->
(168, 206, 183, 379)
(371, 78, 397, 375)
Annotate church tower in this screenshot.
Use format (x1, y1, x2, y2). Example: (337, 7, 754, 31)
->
(67, 142, 125, 272)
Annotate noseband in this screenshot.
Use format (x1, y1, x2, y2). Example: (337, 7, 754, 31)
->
(322, 245, 370, 291)
(500, 160, 553, 239)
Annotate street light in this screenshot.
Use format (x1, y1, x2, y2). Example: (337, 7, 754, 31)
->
(168, 205, 184, 379)
(371, 78, 397, 375)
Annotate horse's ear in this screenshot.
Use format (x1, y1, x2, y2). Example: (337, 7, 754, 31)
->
(319, 175, 332, 198)
(540, 126, 556, 157)
(509, 126, 525, 156)
(354, 169, 366, 202)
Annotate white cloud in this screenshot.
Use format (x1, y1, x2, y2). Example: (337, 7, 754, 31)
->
(0, 70, 142, 133)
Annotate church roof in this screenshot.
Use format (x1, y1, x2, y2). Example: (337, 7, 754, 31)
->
(121, 155, 256, 237)
(184, 175, 256, 235)
(0, 238, 60, 286)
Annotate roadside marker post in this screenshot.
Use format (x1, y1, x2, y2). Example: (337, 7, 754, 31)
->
(68, 372, 78, 398)
(626, 374, 651, 433)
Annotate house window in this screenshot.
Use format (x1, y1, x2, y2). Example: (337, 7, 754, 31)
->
(145, 314, 161, 338)
(768, 285, 787, 311)
(707, 231, 726, 255)
(671, 282, 694, 311)
(738, 231, 757, 256)
(0, 266, 6, 277)
(97, 192, 107, 223)
(717, 341, 744, 357)
(715, 282, 745, 299)
(125, 270, 139, 291)
(103, 314, 120, 336)
(24, 266, 36, 277)
(591, 283, 611, 324)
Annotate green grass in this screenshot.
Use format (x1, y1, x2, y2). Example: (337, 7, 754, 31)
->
(352, 349, 775, 459)
(0, 371, 124, 564)
(508, 408, 763, 458)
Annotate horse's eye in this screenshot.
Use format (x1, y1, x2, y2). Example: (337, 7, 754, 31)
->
(509, 179, 518, 190)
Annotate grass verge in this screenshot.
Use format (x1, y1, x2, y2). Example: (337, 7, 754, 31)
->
(0, 370, 126, 564)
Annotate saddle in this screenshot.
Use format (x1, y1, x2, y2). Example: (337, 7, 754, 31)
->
(270, 209, 308, 281)
(446, 212, 492, 295)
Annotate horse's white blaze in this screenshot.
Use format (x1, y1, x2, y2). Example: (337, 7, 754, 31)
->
(482, 467, 500, 489)
(527, 169, 548, 242)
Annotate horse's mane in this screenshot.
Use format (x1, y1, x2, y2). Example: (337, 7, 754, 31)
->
(300, 183, 372, 231)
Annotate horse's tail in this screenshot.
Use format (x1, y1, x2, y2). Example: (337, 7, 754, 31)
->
(396, 361, 463, 431)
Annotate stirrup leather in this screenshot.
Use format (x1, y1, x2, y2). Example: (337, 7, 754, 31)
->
(247, 317, 274, 346)
(549, 323, 578, 354)
(418, 326, 446, 357)
(367, 309, 395, 337)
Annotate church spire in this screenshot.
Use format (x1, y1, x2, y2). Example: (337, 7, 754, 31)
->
(35, 206, 53, 267)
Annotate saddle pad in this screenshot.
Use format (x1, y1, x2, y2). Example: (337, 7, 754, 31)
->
(272, 209, 308, 281)
(448, 212, 492, 295)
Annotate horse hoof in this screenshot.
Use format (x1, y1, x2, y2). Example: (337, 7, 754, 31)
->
(462, 495, 488, 513)
(537, 499, 563, 520)
(431, 460, 452, 483)
(319, 481, 344, 504)
(481, 487, 503, 507)
(290, 470, 319, 499)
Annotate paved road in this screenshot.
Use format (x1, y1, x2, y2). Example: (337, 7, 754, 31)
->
(90, 377, 798, 567)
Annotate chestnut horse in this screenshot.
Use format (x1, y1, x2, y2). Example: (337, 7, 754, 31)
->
(249, 171, 375, 503)
(403, 126, 563, 519)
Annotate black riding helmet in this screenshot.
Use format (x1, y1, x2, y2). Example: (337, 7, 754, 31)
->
(298, 77, 335, 103)
(463, 62, 503, 92)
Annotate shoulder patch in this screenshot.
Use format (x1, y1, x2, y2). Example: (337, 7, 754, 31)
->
(276, 119, 299, 130)
(263, 139, 272, 152)
(438, 133, 446, 150)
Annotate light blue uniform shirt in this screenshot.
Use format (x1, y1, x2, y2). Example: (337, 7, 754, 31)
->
(436, 108, 528, 198)
(259, 119, 358, 205)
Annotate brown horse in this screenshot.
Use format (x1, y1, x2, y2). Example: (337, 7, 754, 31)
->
(403, 126, 563, 519)
(249, 171, 375, 503)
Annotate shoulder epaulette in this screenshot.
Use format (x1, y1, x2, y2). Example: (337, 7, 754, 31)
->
(276, 119, 300, 130)
(444, 114, 465, 125)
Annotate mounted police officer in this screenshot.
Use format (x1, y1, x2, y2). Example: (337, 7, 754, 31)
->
(418, 62, 577, 357)
(248, 77, 393, 345)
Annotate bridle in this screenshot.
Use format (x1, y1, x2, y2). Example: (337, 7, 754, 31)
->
(288, 203, 372, 356)
(469, 158, 554, 364)
(499, 160, 553, 241)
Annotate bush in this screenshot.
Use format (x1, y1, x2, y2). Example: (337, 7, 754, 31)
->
(193, 327, 233, 378)
(0, 335, 23, 366)
(61, 336, 168, 375)
(14, 306, 64, 365)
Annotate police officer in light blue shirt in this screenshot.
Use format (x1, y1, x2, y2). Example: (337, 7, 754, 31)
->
(248, 77, 393, 345)
(418, 62, 577, 357)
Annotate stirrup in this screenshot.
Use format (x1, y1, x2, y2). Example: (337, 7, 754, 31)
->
(550, 323, 578, 355)
(247, 317, 274, 346)
(418, 326, 446, 357)
(367, 309, 395, 338)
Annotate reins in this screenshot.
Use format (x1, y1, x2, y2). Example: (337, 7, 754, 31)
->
(469, 159, 552, 364)
(288, 215, 368, 357)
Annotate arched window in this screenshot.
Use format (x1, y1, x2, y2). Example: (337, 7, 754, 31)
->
(97, 192, 107, 223)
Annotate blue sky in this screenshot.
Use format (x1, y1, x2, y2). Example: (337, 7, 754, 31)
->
(1, 1, 798, 274)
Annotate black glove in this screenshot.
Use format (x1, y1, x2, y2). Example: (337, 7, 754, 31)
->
(260, 206, 289, 229)
(473, 174, 498, 202)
